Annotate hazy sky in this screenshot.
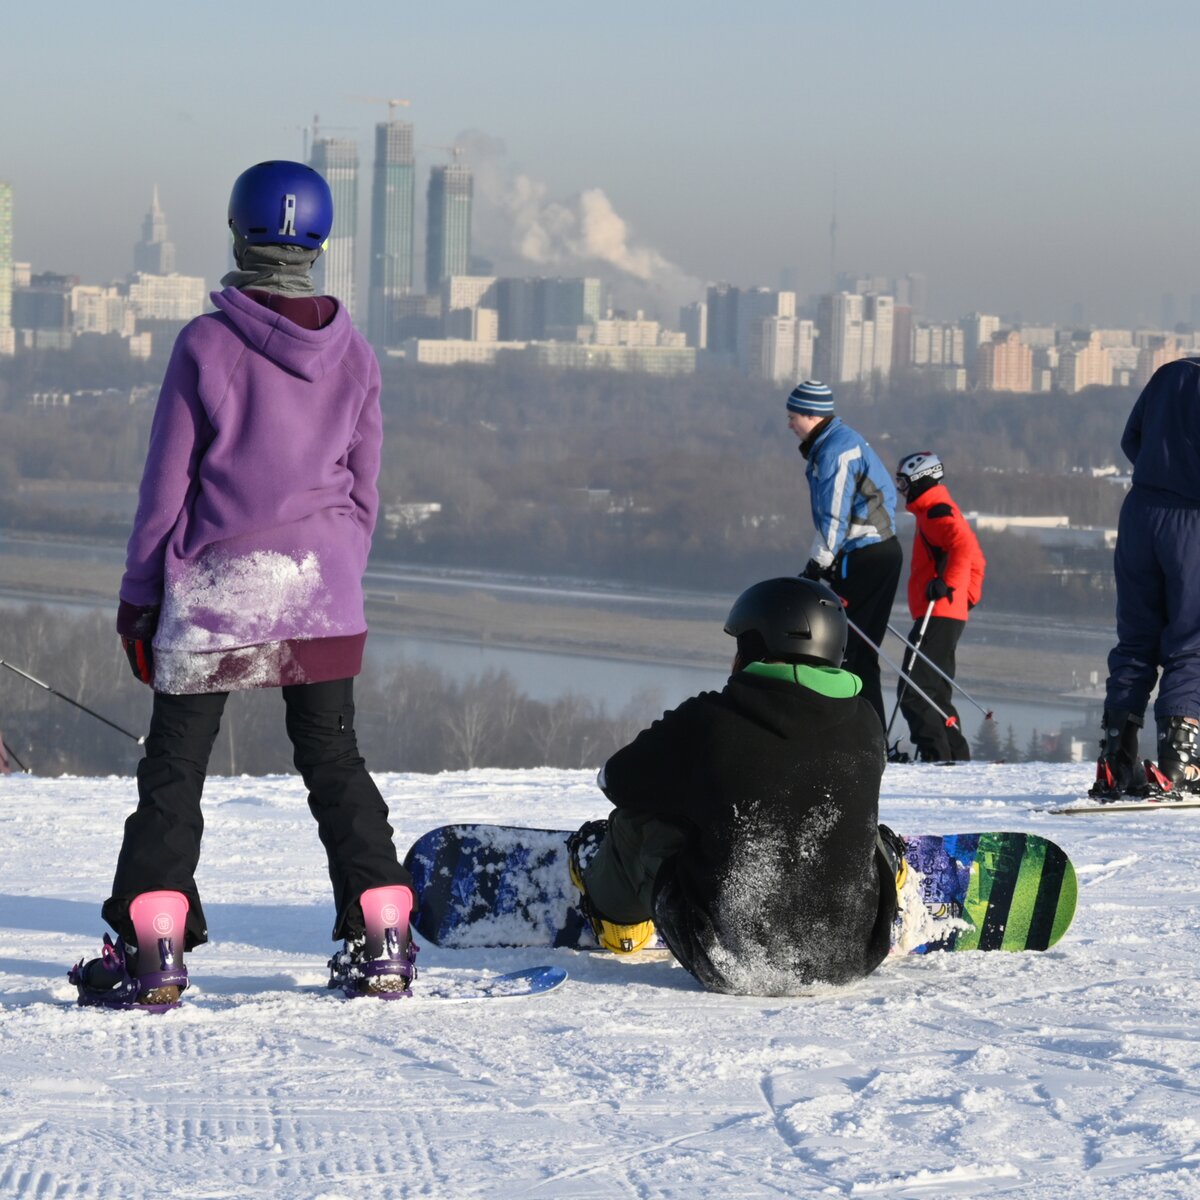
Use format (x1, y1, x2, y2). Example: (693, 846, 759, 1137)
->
(4, 1, 1200, 326)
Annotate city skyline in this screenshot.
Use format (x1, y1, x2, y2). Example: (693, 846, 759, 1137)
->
(5, 2, 1200, 328)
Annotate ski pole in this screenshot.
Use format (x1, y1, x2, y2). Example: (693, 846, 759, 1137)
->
(846, 615, 956, 730)
(884, 601, 936, 743)
(0, 658, 146, 745)
(886, 619, 994, 722)
(0, 735, 28, 773)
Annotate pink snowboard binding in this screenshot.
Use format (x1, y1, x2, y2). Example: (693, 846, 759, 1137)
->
(328, 884, 418, 999)
(70, 890, 190, 1012)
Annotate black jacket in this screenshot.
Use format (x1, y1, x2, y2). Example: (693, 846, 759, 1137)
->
(601, 664, 894, 994)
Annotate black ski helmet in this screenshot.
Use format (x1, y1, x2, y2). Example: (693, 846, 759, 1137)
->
(724, 577, 847, 667)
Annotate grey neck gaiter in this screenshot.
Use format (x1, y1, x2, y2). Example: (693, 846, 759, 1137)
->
(220, 234, 321, 296)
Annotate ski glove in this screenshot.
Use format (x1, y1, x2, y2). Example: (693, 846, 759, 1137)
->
(122, 637, 154, 685)
(116, 600, 159, 688)
(926, 578, 954, 602)
(802, 558, 833, 583)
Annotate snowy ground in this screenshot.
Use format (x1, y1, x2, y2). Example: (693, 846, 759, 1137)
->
(0, 763, 1197, 1199)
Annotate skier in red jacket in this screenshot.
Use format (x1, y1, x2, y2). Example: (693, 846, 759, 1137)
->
(894, 452, 986, 761)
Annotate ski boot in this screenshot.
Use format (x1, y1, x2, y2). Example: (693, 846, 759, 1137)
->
(328, 885, 418, 999)
(875, 824, 908, 899)
(1146, 716, 1200, 796)
(1089, 709, 1143, 800)
(69, 890, 190, 1012)
(566, 819, 656, 954)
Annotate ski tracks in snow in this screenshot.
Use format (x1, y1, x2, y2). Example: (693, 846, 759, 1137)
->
(0, 767, 1199, 1197)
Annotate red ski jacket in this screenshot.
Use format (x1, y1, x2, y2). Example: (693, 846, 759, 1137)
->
(905, 483, 986, 621)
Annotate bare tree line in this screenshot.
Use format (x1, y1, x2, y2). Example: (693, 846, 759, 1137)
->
(0, 606, 665, 778)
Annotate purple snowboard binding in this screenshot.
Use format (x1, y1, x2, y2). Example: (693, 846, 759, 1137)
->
(328, 885, 419, 999)
(70, 890, 190, 1013)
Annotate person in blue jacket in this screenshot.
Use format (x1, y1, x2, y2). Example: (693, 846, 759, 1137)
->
(787, 380, 902, 729)
(1095, 358, 1200, 798)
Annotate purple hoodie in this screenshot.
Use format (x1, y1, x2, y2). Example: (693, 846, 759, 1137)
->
(120, 286, 381, 694)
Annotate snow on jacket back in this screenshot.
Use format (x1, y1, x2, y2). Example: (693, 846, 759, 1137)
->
(803, 417, 898, 570)
(904, 483, 986, 621)
(120, 286, 382, 693)
(600, 664, 893, 994)
(1122, 357, 1200, 505)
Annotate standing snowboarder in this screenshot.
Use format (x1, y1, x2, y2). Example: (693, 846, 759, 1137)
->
(893, 451, 985, 762)
(1095, 357, 1200, 798)
(567, 576, 903, 996)
(70, 161, 416, 1008)
(787, 381, 902, 729)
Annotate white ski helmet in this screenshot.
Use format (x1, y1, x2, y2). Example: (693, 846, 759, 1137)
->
(895, 451, 944, 494)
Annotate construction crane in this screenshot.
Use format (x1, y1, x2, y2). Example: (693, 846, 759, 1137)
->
(298, 113, 355, 160)
(424, 144, 465, 161)
(349, 96, 412, 120)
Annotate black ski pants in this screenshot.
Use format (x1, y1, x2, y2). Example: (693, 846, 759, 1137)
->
(834, 537, 903, 730)
(103, 678, 410, 950)
(898, 616, 970, 762)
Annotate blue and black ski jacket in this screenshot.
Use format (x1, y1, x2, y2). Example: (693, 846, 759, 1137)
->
(803, 417, 898, 573)
(1123, 357, 1200, 503)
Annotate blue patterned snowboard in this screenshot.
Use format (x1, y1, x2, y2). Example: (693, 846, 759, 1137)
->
(403, 825, 1076, 956)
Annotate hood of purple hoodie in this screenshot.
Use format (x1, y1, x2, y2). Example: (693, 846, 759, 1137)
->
(209, 287, 353, 383)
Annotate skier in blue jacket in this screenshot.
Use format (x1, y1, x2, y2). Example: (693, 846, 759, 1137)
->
(1095, 357, 1200, 798)
(788, 380, 902, 729)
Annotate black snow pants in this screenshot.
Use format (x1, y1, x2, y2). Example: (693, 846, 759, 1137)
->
(103, 678, 410, 950)
(834, 537, 903, 730)
(898, 616, 970, 762)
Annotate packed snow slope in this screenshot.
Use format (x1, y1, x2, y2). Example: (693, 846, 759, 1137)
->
(0, 763, 1197, 1199)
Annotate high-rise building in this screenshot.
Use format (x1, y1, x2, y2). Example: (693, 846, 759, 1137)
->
(864, 293, 894, 380)
(679, 301, 706, 350)
(425, 162, 473, 294)
(1057, 332, 1113, 393)
(540, 276, 601, 336)
(977, 331, 1033, 393)
(736, 288, 793, 372)
(310, 138, 359, 318)
(816, 291, 865, 384)
(368, 121, 415, 347)
(960, 312, 1001, 377)
(133, 185, 176, 276)
(704, 283, 739, 363)
(0, 182, 12, 356)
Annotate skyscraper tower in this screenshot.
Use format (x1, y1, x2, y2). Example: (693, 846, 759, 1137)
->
(0, 182, 12, 355)
(368, 120, 415, 347)
(425, 159, 473, 295)
(310, 137, 360, 319)
(133, 185, 176, 275)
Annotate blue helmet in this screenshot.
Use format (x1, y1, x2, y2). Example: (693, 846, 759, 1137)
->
(227, 160, 333, 248)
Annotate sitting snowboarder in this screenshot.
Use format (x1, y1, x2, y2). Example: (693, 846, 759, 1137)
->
(568, 576, 903, 996)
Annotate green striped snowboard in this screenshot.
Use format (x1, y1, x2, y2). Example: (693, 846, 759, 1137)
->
(896, 832, 1076, 955)
(404, 825, 1076, 956)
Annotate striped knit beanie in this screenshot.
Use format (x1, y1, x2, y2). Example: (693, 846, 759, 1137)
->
(786, 380, 835, 416)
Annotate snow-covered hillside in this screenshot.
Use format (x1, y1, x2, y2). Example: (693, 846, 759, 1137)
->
(0, 763, 1197, 1199)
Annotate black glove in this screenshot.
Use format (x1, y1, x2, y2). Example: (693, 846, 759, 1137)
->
(926, 578, 954, 602)
(117, 600, 159, 687)
(122, 637, 154, 685)
(802, 558, 831, 582)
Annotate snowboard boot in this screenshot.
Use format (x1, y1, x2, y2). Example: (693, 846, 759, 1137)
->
(328, 885, 419, 999)
(875, 824, 908, 899)
(567, 819, 656, 955)
(69, 890, 190, 1012)
(1147, 716, 1200, 795)
(1089, 709, 1143, 800)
